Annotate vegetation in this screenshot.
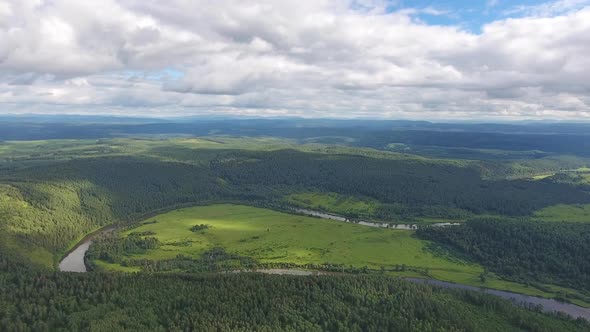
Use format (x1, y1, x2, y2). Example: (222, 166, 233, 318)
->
(2, 132, 590, 330)
(1, 138, 587, 268)
(2, 270, 588, 332)
(418, 218, 590, 295)
(88, 205, 481, 277)
(85, 204, 590, 305)
(87, 233, 161, 265)
(3, 118, 590, 157)
(535, 204, 590, 223)
(0, 156, 225, 266)
(286, 192, 379, 219)
(190, 224, 210, 232)
(212, 149, 590, 217)
(543, 170, 590, 188)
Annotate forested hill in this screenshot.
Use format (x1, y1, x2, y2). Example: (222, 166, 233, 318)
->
(210, 149, 590, 216)
(418, 219, 590, 293)
(2, 118, 590, 156)
(1, 271, 589, 331)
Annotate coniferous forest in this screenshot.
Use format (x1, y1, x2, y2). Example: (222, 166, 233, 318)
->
(1, 255, 589, 332)
(417, 219, 590, 292)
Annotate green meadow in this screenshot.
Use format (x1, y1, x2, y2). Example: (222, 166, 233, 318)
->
(535, 204, 590, 223)
(91, 204, 589, 305)
(286, 192, 379, 217)
(114, 204, 478, 276)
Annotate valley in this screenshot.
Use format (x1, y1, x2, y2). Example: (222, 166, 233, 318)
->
(3, 123, 590, 331)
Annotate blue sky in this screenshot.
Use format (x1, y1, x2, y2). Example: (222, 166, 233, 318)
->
(389, 0, 581, 32)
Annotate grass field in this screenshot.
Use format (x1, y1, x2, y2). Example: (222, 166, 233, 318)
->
(530, 168, 590, 183)
(108, 204, 478, 280)
(531, 173, 555, 180)
(119, 204, 474, 272)
(286, 192, 379, 217)
(92, 204, 590, 305)
(285, 192, 467, 224)
(574, 171, 590, 185)
(535, 204, 590, 223)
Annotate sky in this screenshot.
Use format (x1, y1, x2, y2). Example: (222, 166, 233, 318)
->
(0, 0, 589, 120)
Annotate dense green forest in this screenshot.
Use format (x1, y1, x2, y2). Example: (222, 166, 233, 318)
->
(210, 149, 590, 216)
(1, 267, 588, 332)
(417, 219, 590, 293)
(0, 157, 228, 264)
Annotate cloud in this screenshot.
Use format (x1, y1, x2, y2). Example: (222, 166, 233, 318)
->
(396, 6, 451, 17)
(487, 0, 500, 8)
(0, 0, 588, 120)
(504, 0, 590, 17)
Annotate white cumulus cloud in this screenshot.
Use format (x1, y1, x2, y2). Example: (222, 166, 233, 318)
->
(0, 0, 588, 120)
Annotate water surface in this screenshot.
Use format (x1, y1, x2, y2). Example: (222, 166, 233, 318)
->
(294, 208, 459, 229)
(406, 278, 590, 321)
(59, 239, 92, 272)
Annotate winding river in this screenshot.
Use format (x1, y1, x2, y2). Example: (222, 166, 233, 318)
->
(293, 208, 461, 229)
(59, 225, 115, 273)
(406, 278, 590, 321)
(59, 239, 93, 272)
(58, 209, 590, 321)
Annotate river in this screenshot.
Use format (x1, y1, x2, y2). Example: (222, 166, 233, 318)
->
(405, 278, 590, 321)
(231, 269, 326, 276)
(59, 225, 115, 273)
(59, 239, 92, 272)
(231, 270, 590, 320)
(293, 208, 460, 229)
(59, 208, 407, 273)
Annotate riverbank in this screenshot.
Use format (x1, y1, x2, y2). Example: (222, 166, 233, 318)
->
(406, 278, 590, 321)
(58, 204, 444, 271)
(59, 224, 116, 272)
(236, 269, 590, 321)
(293, 208, 461, 229)
(224, 268, 590, 321)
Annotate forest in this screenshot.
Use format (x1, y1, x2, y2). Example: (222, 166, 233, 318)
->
(2, 118, 590, 157)
(417, 219, 590, 293)
(210, 149, 590, 216)
(1, 266, 589, 332)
